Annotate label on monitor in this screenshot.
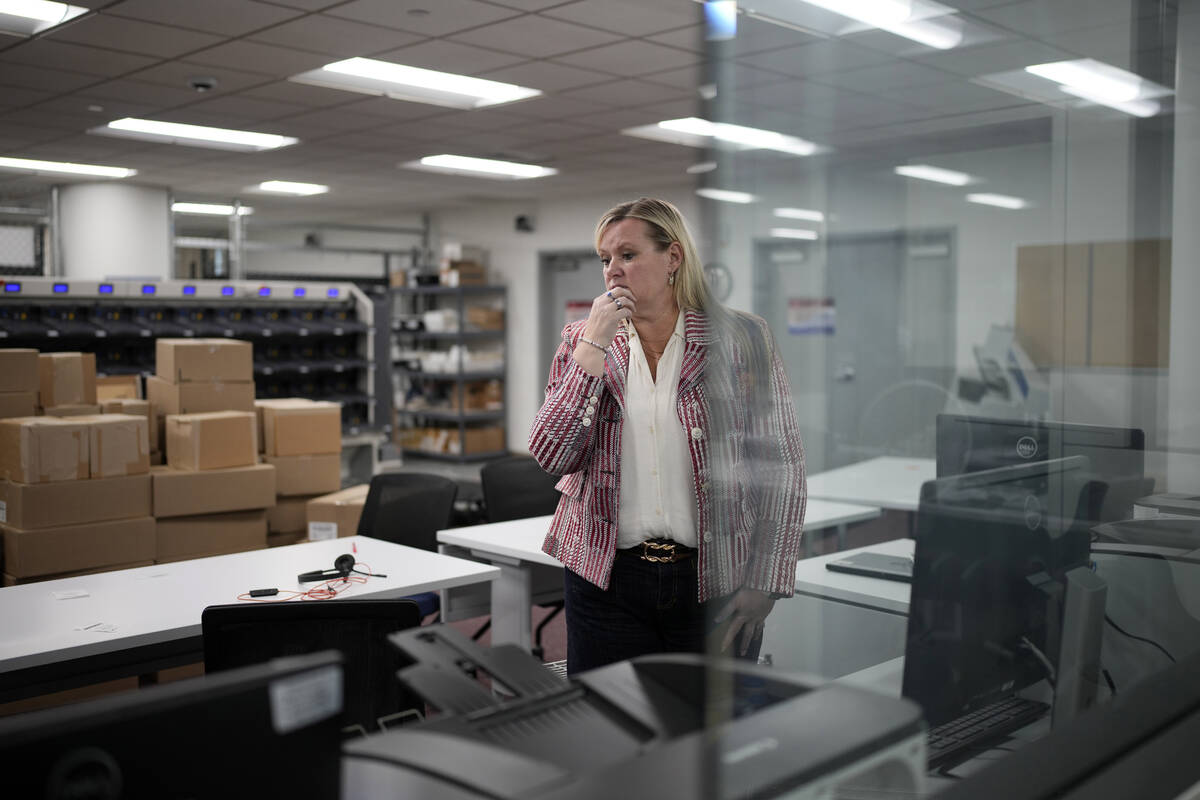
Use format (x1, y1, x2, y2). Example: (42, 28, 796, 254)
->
(307, 521, 337, 541)
(269, 665, 343, 734)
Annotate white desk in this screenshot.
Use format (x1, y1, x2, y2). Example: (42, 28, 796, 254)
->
(0, 536, 499, 702)
(806, 456, 936, 512)
(437, 499, 886, 652)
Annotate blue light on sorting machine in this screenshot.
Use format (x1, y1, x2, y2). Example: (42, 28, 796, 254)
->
(327, 287, 339, 298)
(52, 283, 68, 294)
(141, 284, 156, 295)
(182, 285, 197, 296)
(221, 286, 235, 296)
(258, 286, 271, 297)
(5, 282, 21, 293)
(98, 284, 114, 294)
(293, 287, 306, 297)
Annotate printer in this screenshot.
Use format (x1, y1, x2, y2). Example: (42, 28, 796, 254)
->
(343, 626, 927, 800)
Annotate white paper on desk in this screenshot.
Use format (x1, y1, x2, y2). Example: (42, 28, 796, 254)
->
(53, 589, 89, 600)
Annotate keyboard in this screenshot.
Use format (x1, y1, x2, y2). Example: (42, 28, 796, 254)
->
(927, 696, 1048, 769)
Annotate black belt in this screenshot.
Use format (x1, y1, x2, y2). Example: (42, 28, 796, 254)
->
(620, 539, 696, 564)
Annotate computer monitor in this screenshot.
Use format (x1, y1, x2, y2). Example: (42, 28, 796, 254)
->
(935, 413, 1149, 523)
(0, 651, 344, 799)
(903, 456, 1094, 726)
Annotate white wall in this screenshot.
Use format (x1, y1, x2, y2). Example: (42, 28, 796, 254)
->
(59, 183, 171, 280)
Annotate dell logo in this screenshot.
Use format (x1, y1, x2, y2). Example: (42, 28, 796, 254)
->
(1016, 436, 1038, 459)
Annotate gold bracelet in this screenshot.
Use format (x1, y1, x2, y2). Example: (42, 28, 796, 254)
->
(578, 336, 608, 354)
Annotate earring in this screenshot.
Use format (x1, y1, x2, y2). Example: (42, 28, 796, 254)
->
(668, 272, 676, 286)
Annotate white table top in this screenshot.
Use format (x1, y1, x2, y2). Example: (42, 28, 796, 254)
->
(0, 536, 499, 675)
(436, 500, 884, 564)
(793, 537, 915, 614)
(806, 456, 937, 512)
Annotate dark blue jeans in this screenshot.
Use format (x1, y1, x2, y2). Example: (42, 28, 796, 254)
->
(564, 551, 763, 675)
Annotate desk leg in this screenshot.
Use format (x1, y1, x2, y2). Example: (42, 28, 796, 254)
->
(836, 523, 847, 552)
(490, 562, 534, 652)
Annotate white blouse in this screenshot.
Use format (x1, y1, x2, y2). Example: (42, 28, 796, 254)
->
(616, 311, 698, 549)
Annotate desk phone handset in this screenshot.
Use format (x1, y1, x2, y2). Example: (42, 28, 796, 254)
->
(297, 553, 387, 583)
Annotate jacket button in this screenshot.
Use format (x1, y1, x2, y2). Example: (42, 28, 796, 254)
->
(589, 396, 598, 405)
(691, 427, 703, 440)
(703, 531, 712, 543)
(700, 481, 710, 491)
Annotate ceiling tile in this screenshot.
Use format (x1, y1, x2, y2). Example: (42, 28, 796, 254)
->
(491, 94, 611, 120)
(106, 0, 305, 37)
(970, 0, 1138, 37)
(551, 39, 700, 77)
(0, 40, 159, 77)
(240, 80, 370, 107)
(175, 94, 311, 121)
(912, 39, 1072, 77)
(648, 61, 781, 90)
(375, 39, 527, 75)
(33, 94, 157, 120)
(560, 78, 688, 107)
(816, 60, 952, 92)
(477, 59, 612, 92)
(185, 40, 331, 77)
(449, 15, 624, 58)
(736, 40, 895, 78)
(249, 14, 422, 56)
(127, 62, 274, 96)
(0, 87, 53, 109)
(540, 0, 701, 36)
(45, 14, 224, 59)
(329, 96, 453, 123)
(485, 0, 581, 9)
(87, 78, 207, 108)
(326, 0, 522, 36)
(0, 63, 99, 93)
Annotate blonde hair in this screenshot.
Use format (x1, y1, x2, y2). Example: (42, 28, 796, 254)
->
(594, 197, 713, 311)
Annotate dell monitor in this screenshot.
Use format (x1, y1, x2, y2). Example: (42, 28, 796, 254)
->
(0, 651, 345, 798)
(903, 456, 1094, 727)
(935, 413, 1149, 523)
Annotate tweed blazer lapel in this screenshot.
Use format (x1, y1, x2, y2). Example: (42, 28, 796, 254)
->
(602, 324, 629, 412)
(677, 309, 711, 399)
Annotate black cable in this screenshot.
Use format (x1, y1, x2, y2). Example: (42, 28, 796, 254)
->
(1105, 614, 1177, 663)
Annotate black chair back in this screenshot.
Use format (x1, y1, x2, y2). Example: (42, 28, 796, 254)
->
(357, 472, 458, 551)
(202, 599, 423, 733)
(481, 455, 559, 523)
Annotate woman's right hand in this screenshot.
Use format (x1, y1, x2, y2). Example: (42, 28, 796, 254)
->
(582, 286, 636, 346)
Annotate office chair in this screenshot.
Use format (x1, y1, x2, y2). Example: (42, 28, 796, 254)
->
(479, 454, 564, 658)
(201, 599, 423, 735)
(357, 472, 459, 618)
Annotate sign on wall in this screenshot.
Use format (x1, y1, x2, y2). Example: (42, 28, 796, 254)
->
(788, 297, 835, 335)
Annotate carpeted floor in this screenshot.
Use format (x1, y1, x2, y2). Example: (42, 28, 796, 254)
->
(447, 603, 567, 665)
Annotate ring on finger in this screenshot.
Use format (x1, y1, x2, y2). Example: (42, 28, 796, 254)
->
(606, 290, 613, 299)
(615, 298, 623, 309)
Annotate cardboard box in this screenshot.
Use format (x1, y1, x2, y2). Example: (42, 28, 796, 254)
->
(452, 425, 505, 455)
(260, 400, 342, 457)
(44, 404, 103, 417)
(151, 463, 275, 518)
(0, 349, 38, 393)
(0, 391, 37, 419)
(267, 530, 306, 548)
(166, 411, 257, 471)
(103, 398, 155, 451)
(156, 338, 253, 383)
(449, 380, 503, 411)
(146, 375, 255, 415)
(0, 417, 88, 483)
(96, 374, 141, 401)
(306, 484, 369, 540)
(155, 510, 267, 563)
(77, 414, 150, 479)
(4, 560, 153, 586)
(0, 474, 152, 529)
(2, 516, 155, 578)
(440, 260, 486, 286)
(265, 453, 341, 496)
(38, 352, 97, 407)
(466, 306, 505, 331)
(150, 450, 164, 466)
(267, 495, 311, 533)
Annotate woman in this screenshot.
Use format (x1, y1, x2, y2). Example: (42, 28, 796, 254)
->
(528, 197, 806, 674)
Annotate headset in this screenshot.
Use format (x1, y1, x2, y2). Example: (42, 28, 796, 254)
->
(297, 553, 387, 583)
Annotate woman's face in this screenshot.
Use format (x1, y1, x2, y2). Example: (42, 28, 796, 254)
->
(597, 218, 681, 314)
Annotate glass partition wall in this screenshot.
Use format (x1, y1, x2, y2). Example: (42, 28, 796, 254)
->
(693, 0, 1200, 794)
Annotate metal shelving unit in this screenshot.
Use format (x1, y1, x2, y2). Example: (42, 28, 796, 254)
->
(392, 284, 507, 462)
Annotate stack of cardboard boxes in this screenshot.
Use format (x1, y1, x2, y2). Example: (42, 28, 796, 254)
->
(306, 484, 370, 540)
(38, 352, 101, 417)
(0, 349, 38, 419)
(257, 399, 343, 547)
(0, 413, 153, 585)
(147, 338, 255, 417)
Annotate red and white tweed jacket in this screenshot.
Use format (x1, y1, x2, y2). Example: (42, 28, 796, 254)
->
(528, 308, 806, 601)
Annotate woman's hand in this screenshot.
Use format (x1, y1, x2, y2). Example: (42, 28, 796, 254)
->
(714, 588, 776, 656)
(583, 286, 636, 346)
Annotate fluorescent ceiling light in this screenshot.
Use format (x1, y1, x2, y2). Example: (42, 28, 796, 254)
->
(0, 0, 86, 36)
(91, 118, 297, 152)
(894, 164, 973, 186)
(172, 203, 253, 216)
(290, 57, 542, 110)
(1025, 60, 1163, 118)
(774, 207, 825, 222)
(659, 117, 818, 156)
(404, 154, 557, 180)
(686, 161, 717, 174)
(256, 180, 328, 196)
(966, 193, 1029, 210)
(696, 187, 756, 204)
(0, 155, 135, 178)
(796, 0, 963, 49)
(770, 228, 819, 240)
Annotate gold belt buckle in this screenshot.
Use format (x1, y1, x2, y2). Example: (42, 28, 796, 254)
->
(642, 540, 677, 563)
